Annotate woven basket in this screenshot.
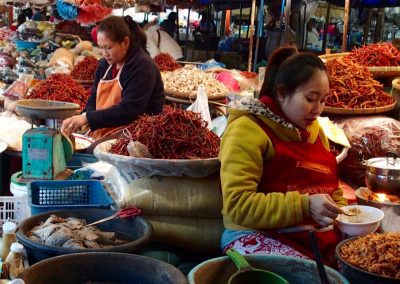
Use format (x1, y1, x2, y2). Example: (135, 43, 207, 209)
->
(323, 100, 396, 115)
(319, 52, 350, 62)
(368, 66, 400, 78)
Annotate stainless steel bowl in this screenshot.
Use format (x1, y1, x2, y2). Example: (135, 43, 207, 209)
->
(365, 156, 400, 196)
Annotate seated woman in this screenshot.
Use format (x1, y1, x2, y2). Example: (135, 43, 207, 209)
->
(219, 46, 347, 266)
(62, 16, 165, 140)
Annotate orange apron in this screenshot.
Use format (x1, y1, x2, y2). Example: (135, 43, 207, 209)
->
(89, 64, 126, 140)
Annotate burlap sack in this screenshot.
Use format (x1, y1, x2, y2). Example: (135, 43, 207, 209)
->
(109, 167, 222, 218)
(145, 214, 224, 256)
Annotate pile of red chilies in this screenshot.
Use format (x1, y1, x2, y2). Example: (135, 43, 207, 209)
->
(70, 56, 99, 81)
(29, 73, 89, 110)
(110, 105, 220, 159)
(347, 43, 400, 66)
(154, 53, 181, 72)
(240, 71, 258, 79)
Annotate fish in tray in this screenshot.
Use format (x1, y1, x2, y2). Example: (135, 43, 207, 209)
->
(27, 215, 128, 249)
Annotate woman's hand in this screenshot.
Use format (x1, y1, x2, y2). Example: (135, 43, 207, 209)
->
(61, 114, 88, 136)
(309, 194, 341, 227)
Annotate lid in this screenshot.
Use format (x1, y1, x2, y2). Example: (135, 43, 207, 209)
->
(2, 221, 17, 234)
(10, 243, 23, 254)
(368, 157, 400, 170)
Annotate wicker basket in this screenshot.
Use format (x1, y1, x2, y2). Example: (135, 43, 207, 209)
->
(369, 66, 400, 78)
(319, 52, 350, 62)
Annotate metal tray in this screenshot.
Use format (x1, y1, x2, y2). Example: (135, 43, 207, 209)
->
(15, 99, 80, 119)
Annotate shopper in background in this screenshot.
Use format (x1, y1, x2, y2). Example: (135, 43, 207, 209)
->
(306, 18, 322, 50)
(160, 11, 177, 38)
(145, 20, 183, 60)
(61, 15, 165, 140)
(219, 46, 347, 266)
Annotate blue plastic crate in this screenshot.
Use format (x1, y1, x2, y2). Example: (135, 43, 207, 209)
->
(28, 180, 113, 215)
(15, 40, 41, 51)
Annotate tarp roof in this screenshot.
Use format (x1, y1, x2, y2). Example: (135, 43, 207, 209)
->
(326, 0, 400, 7)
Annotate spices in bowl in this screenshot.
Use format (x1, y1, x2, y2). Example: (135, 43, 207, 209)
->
(336, 205, 384, 236)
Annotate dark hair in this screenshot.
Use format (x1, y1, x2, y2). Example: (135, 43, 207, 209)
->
(167, 12, 177, 22)
(98, 15, 147, 51)
(17, 14, 26, 26)
(259, 46, 327, 100)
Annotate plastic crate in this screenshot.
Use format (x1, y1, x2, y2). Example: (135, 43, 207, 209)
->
(0, 196, 30, 234)
(15, 40, 41, 51)
(28, 180, 113, 215)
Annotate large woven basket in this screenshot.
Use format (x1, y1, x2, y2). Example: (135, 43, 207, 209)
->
(368, 66, 400, 78)
(319, 52, 350, 62)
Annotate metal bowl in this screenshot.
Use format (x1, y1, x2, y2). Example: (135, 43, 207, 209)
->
(336, 237, 400, 284)
(365, 156, 400, 196)
(16, 208, 153, 264)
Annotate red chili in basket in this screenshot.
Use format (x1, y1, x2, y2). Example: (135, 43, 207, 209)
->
(29, 73, 90, 110)
(70, 56, 99, 81)
(110, 105, 220, 159)
(347, 43, 400, 67)
(240, 71, 258, 79)
(154, 53, 182, 72)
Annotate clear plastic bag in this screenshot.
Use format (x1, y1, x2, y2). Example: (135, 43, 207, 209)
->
(337, 116, 400, 187)
(186, 84, 212, 130)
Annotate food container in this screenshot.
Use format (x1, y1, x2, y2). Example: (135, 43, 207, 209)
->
(188, 254, 350, 284)
(365, 153, 400, 196)
(335, 205, 384, 236)
(16, 208, 153, 264)
(336, 237, 400, 284)
(19, 252, 187, 284)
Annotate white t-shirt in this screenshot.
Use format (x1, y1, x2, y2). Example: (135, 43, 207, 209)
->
(145, 25, 183, 60)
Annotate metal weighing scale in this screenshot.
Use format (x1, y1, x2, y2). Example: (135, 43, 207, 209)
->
(15, 99, 80, 180)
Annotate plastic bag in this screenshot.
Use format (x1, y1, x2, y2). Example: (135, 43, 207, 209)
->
(94, 140, 220, 178)
(337, 116, 400, 187)
(186, 84, 212, 130)
(3, 80, 29, 100)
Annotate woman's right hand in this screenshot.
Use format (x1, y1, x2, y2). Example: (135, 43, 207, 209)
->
(309, 194, 342, 227)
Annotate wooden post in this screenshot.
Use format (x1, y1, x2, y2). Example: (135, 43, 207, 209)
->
(284, 0, 292, 44)
(342, 0, 350, 52)
(322, 2, 331, 52)
(374, 8, 384, 43)
(363, 9, 373, 45)
(184, 8, 191, 60)
(248, 0, 256, 72)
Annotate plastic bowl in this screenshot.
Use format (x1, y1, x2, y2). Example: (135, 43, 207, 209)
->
(336, 205, 384, 236)
(16, 208, 153, 264)
(19, 252, 187, 284)
(188, 254, 350, 284)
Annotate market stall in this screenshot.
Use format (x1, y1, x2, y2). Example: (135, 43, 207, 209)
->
(0, 0, 399, 283)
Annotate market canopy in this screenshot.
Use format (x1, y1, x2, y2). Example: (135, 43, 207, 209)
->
(326, 0, 400, 7)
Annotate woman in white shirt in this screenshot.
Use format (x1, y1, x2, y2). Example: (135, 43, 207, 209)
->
(145, 22, 183, 60)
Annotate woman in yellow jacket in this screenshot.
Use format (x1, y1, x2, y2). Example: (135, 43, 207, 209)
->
(220, 47, 347, 266)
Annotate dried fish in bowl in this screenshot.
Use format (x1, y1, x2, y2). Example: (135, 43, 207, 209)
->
(27, 215, 129, 249)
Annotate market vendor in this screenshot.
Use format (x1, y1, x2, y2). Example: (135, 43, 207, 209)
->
(61, 15, 165, 139)
(219, 46, 348, 266)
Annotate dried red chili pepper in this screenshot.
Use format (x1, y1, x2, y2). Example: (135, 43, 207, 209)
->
(70, 56, 99, 81)
(154, 53, 182, 72)
(110, 105, 220, 159)
(29, 73, 89, 110)
(347, 43, 400, 67)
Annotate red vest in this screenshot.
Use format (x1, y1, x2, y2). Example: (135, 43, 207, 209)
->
(256, 117, 340, 266)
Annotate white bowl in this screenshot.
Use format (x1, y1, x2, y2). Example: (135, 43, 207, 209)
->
(336, 205, 384, 236)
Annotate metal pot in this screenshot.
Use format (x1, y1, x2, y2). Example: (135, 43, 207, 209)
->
(365, 153, 400, 196)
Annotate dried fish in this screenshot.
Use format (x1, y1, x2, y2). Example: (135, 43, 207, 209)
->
(27, 215, 129, 249)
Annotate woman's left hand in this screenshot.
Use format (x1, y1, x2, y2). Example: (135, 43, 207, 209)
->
(61, 114, 88, 136)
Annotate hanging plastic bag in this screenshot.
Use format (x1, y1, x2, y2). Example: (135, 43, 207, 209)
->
(186, 84, 212, 130)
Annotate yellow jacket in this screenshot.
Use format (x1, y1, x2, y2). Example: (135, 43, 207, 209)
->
(220, 98, 348, 231)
